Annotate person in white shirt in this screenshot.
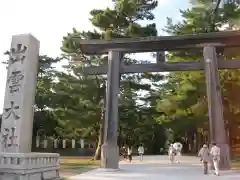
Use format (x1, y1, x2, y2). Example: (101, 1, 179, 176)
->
(168, 144, 175, 164)
(127, 146, 133, 163)
(173, 142, 183, 163)
(138, 144, 144, 161)
(210, 142, 220, 176)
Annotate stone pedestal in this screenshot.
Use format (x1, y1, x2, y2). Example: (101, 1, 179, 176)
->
(101, 143, 119, 169)
(0, 153, 60, 180)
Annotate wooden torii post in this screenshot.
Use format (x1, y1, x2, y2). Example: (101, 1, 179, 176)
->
(73, 31, 240, 169)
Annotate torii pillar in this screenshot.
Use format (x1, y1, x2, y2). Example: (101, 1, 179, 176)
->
(203, 45, 231, 169)
(101, 51, 121, 169)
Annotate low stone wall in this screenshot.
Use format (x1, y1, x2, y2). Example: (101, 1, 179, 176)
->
(0, 152, 60, 180)
(32, 148, 95, 156)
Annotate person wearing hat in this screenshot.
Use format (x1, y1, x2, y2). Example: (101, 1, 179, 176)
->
(198, 144, 210, 174)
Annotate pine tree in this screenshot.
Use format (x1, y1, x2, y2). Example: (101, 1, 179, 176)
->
(60, 0, 160, 159)
(156, 0, 240, 152)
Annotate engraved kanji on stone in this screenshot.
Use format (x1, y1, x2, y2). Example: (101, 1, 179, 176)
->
(5, 44, 27, 65)
(4, 101, 20, 120)
(7, 70, 24, 93)
(1, 127, 18, 148)
(8, 127, 18, 147)
(1, 128, 9, 148)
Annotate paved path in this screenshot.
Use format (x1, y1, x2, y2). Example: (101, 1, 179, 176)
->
(69, 155, 240, 180)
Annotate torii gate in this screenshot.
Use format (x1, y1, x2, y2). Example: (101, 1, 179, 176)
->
(73, 31, 240, 169)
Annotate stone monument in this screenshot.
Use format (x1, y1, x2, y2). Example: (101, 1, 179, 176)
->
(0, 34, 60, 180)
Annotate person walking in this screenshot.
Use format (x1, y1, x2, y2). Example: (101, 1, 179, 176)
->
(127, 146, 133, 163)
(138, 144, 144, 161)
(168, 144, 175, 164)
(173, 142, 183, 163)
(198, 144, 210, 174)
(121, 145, 127, 161)
(210, 142, 221, 176)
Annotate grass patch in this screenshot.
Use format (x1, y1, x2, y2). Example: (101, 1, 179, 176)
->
(60, 156, 100, 169)
(60, 157, 100, 179)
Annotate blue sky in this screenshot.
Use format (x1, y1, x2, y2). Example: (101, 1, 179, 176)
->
(154, 0, 190, 34)
(0, 0, 190, 112)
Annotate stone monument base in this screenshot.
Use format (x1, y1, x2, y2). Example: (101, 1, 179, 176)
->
(0, 152, 60, 180)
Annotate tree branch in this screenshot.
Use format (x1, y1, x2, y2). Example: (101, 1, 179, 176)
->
(214, 0, 222, 14)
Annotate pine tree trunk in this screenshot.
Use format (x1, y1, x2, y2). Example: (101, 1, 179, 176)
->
(93, 106, 104, 160)
(93, 84, 106, 160)
(93, 122, 103, 160)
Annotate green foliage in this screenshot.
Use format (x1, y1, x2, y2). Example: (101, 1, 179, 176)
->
(155, 0, 240, 141)
(90, 0, 158, 38)
(33, 56, 62, 137)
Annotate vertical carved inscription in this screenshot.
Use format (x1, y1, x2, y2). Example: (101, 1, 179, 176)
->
(3, 101, 20, 120)
(1, 127, 18, 148)
(8, 127, 18, 147)
(7, 70, 24, 93)
(5, 44, 27, 65)
(1, 128, 9, 148)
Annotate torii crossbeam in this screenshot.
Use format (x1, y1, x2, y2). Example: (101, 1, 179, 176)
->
(73, 31, 240, 170)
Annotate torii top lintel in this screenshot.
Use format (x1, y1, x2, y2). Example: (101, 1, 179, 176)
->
(72, 31, 240, 55)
